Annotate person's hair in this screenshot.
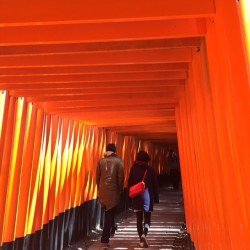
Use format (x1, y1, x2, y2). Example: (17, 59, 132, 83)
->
(106, 143, 117, 153)
(136, 150, 151, 162)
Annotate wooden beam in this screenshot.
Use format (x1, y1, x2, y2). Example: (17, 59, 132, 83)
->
(115, 126, 177, 132)
(110, 122, 176, 129)
(0, 63, 189, 75)
(0, 79, 185, 90)
(0, 71, 187, 84)
(0, 39, 200, 56)
(0, 0, 215, 24)
(112, 127, 177, 133)
(38, 98, 179, 110)
(10, 85, 183, 97)
(133, 133, 178, 139)
(48, 104, 176, 114)
(121, 133, 177, 139)
(82, 116, 175, 124)
(92, 119, 176, 127)
(27, 91, 183, 102)
(0, 48, 192, 67)
(0, 19, 206, 45)
(58, 111, 176, 120)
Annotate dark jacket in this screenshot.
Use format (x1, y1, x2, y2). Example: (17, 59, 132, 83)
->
(96, 152, 124, 210)
(128, 161, 159, 211)
(166, 150, 180, 171)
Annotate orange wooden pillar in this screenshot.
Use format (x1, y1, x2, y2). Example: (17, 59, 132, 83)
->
(205, 0, 250, 249)
(238, 0, 250, 71)
(15, 103, 39, 238)
(177, 0, 250, 249)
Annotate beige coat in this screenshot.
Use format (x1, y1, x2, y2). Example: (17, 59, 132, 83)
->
(96, 153, 124, 210)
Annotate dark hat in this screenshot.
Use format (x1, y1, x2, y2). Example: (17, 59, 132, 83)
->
(136, 150, 151, 162)
(106, 143, 117, 153)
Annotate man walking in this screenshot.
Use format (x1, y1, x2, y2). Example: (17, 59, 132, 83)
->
(96, 143, 124, 249)
(167, 148, 181, 190)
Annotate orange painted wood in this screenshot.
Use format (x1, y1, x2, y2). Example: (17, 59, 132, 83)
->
(173, 1, 250, 249)
(204, 1, 250, 248)
(3, 98, 27, 242)
(15, 104, 38, 238)
(176, 102, 192, 237)
(26, 91, 183, 103)
(38, 96, 179, 108)
(0, 63, 189, 75)
(58, 110, 175, 119)
(9, 85, 183, 97)
(0, 39, 199, 56)
(69, 122, 80, 208)
(0, 0, 215, 24)
(238, 0, 250, 71)
(26, 109, 44, 234)
(0, 48, 192, 67)
(0, 95, 15, 245)
(57, 118, 70, 213)
(177, 101, 197, 243)
(190, 48, 224, 249)
(0, 19, 206, 45)
(63, 119, 75, 210)
(74, 123, 84, 206)
(1, 0, 249, 248)
(53, 117, 63, 218)
(0, 92, 10, 175)
(47, 104, 176, 114)
(0, 79, 185, 91)
(48, 115, 60, 220)
(31, 114, 49, 231)
(0, 71, 187, 84)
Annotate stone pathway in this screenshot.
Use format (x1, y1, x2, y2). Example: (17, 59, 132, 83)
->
(68, 187, 186, 249)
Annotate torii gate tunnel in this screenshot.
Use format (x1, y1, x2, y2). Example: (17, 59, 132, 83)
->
(0, 0, 250, 249)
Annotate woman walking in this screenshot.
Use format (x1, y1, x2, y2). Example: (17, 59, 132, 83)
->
(128, 150, 159, 248)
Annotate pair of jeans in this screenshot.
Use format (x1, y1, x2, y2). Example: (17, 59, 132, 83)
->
(101, 206, 116, 243)
(135, 210, 151, 237)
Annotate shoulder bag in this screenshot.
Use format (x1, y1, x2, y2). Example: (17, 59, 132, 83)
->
(129, 169, 148, 198)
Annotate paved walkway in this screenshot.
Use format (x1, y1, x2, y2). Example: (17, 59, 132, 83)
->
(85, 187, 185, 250)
